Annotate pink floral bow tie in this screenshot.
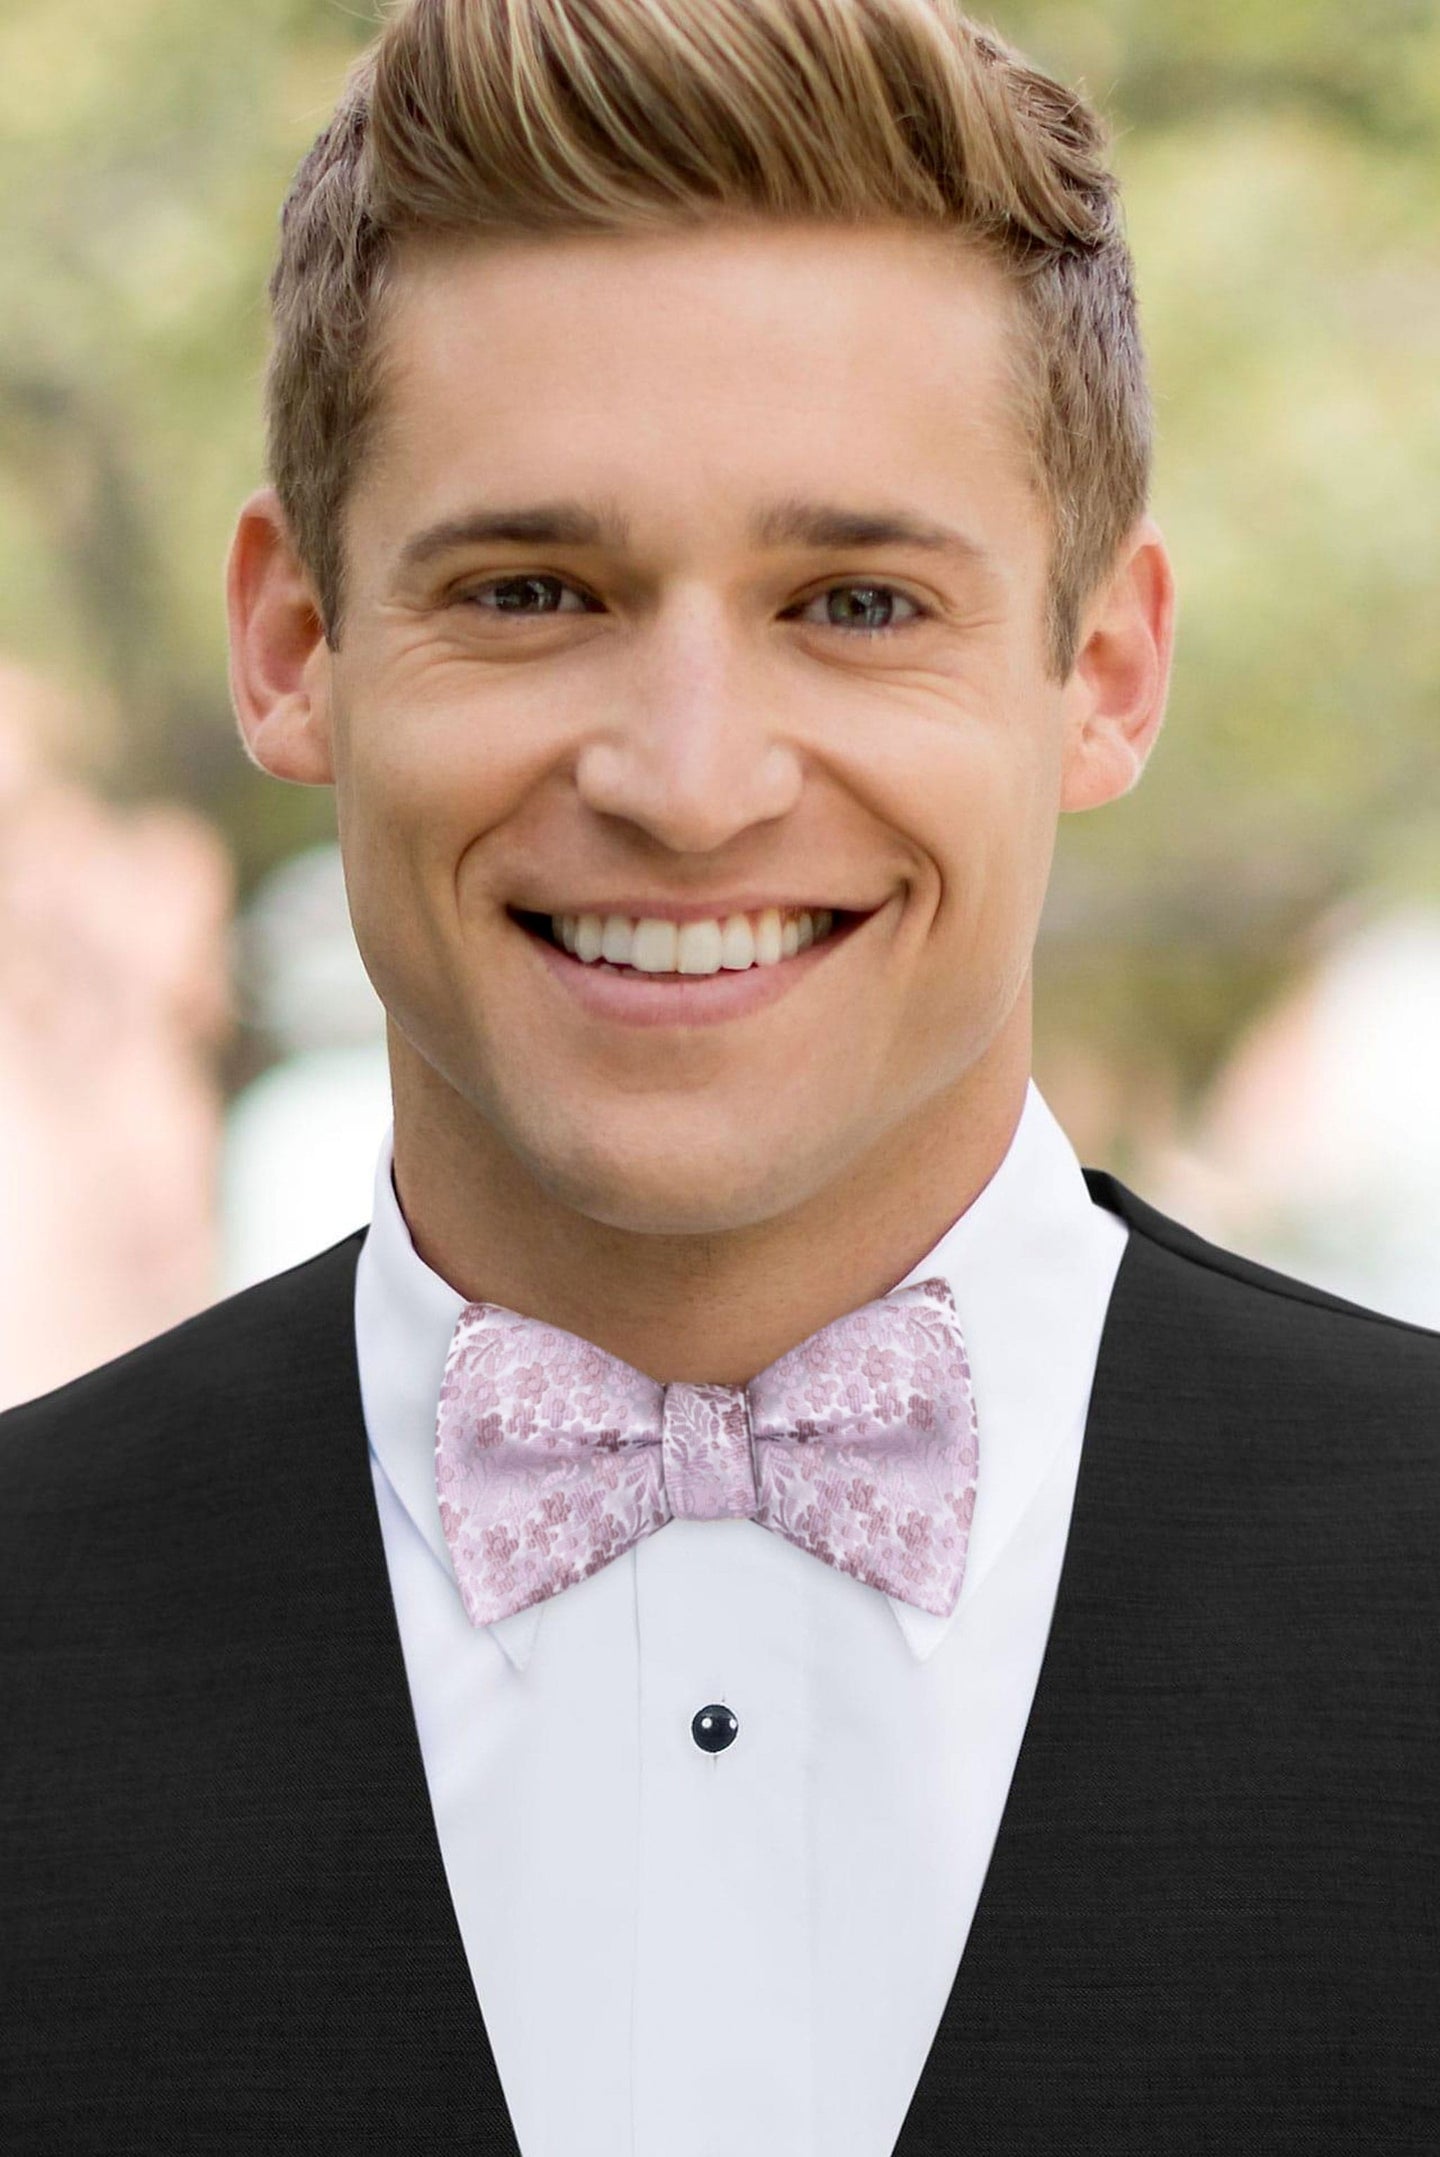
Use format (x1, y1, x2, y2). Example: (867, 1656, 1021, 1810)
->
(435, 1276, 979, 1626)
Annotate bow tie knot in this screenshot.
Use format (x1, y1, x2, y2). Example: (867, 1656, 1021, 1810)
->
(661, 1384, 759, 1520)
(436, 1277, 979, 1626)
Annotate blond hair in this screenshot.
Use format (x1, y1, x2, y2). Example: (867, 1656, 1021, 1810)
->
(266, 0, 1151, 679)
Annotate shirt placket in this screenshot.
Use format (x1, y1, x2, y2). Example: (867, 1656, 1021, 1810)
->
(630, 1513, 815, 2157)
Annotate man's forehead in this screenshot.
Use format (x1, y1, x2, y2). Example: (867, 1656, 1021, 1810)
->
(380, 214, 1020, 385)
(356, 218, 1038, 565)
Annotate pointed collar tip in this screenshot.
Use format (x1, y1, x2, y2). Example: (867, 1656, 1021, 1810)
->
(888, 1593, 957, 1662)
(488, 1600, 545, 1673)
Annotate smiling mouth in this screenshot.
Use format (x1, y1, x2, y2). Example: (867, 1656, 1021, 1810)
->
(510, 904, 864, 977)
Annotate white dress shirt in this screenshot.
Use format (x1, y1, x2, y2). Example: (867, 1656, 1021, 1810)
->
(355, 1079, 1129, 2157)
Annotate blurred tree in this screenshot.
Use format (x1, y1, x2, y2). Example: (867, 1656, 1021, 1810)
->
(0, 0, 366, 882)
(1, 0, 1437, 1140)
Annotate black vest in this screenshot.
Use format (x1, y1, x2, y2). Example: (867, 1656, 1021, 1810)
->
(2, 1174, 1438, 2152)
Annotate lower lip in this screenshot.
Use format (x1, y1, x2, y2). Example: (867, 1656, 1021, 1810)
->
(518, 915, 869, 1028)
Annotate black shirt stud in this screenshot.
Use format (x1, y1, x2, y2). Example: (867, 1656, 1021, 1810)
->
(691, 1703, 739, 1753)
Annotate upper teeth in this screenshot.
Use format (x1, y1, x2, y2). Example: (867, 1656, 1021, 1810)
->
(551, 907, 835, 974)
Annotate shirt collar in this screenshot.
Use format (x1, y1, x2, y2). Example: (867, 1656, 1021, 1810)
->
(354, 1079, 1125, 1672)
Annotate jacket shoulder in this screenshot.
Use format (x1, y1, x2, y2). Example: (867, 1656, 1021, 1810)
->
(1084, 1166, 1440, 1428)
(0, 1226, 368, 1512)
(1086, 1166, 1439, 1340)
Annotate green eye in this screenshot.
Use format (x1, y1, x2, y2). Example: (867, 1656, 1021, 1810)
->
(798, 583, 925, 635)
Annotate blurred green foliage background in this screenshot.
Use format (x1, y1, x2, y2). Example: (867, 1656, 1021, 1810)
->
(2, 0, 1437, 1167)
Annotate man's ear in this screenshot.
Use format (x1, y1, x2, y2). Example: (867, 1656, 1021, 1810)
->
(225, 487, 336, 786)
(1059, 515, 1176, 813)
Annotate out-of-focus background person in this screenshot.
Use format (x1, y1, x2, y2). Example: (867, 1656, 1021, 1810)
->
(0, 665, 232, 1408)
(2, 0, 1437, 1402)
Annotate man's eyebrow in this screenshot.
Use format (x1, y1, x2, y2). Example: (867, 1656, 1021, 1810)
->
(393, 496, 996, 577)
(395, 501, 625, 574)
(750, 497, 994, 570)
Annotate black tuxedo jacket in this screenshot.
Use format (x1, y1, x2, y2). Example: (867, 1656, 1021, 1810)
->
(2, 1172, 1437, 2152)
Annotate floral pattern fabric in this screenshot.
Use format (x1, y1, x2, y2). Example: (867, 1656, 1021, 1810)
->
(435, 1277, 979, 1626)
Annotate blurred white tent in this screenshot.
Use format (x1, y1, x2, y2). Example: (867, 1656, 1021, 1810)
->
(1148, 906, 1440, 1327)
(220, 842, 390, 1294)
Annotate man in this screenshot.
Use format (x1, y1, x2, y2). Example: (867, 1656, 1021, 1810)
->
(2, 0, 1436, 2149)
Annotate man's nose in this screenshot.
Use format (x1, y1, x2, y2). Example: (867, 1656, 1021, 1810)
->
(572, 606, 804, 854)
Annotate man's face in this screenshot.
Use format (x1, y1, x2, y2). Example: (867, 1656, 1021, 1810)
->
(325, 220, 1080, 1234)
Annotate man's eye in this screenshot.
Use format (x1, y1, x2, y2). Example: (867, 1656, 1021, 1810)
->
(456, 574, 593, 615)
(790, 583, 926, 636)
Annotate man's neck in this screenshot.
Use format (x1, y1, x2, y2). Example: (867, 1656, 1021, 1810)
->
(388, 1012, 1032, 1385)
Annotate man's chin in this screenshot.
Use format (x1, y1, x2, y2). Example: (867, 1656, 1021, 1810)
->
(529, 1130, 827, 1241)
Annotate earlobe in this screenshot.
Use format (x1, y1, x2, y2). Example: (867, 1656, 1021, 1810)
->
(1059, 517, 1176, 815)
(225, 487, 336, 787)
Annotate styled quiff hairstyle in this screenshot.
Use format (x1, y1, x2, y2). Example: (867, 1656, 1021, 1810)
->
(266, 0, 1151, 681)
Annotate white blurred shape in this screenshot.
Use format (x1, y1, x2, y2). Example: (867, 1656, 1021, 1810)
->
(232, 839, 386, 1051)
(221, 841, 391, 1292)
(219, 1043, 392, 1293)
(1153, 905, 1440, 1326)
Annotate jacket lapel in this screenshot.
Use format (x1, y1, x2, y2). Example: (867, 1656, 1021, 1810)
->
(891, 1172, 1348, 2153)
(226, 1227, 521, 2147)
(890, 1188, 1158, 2148)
